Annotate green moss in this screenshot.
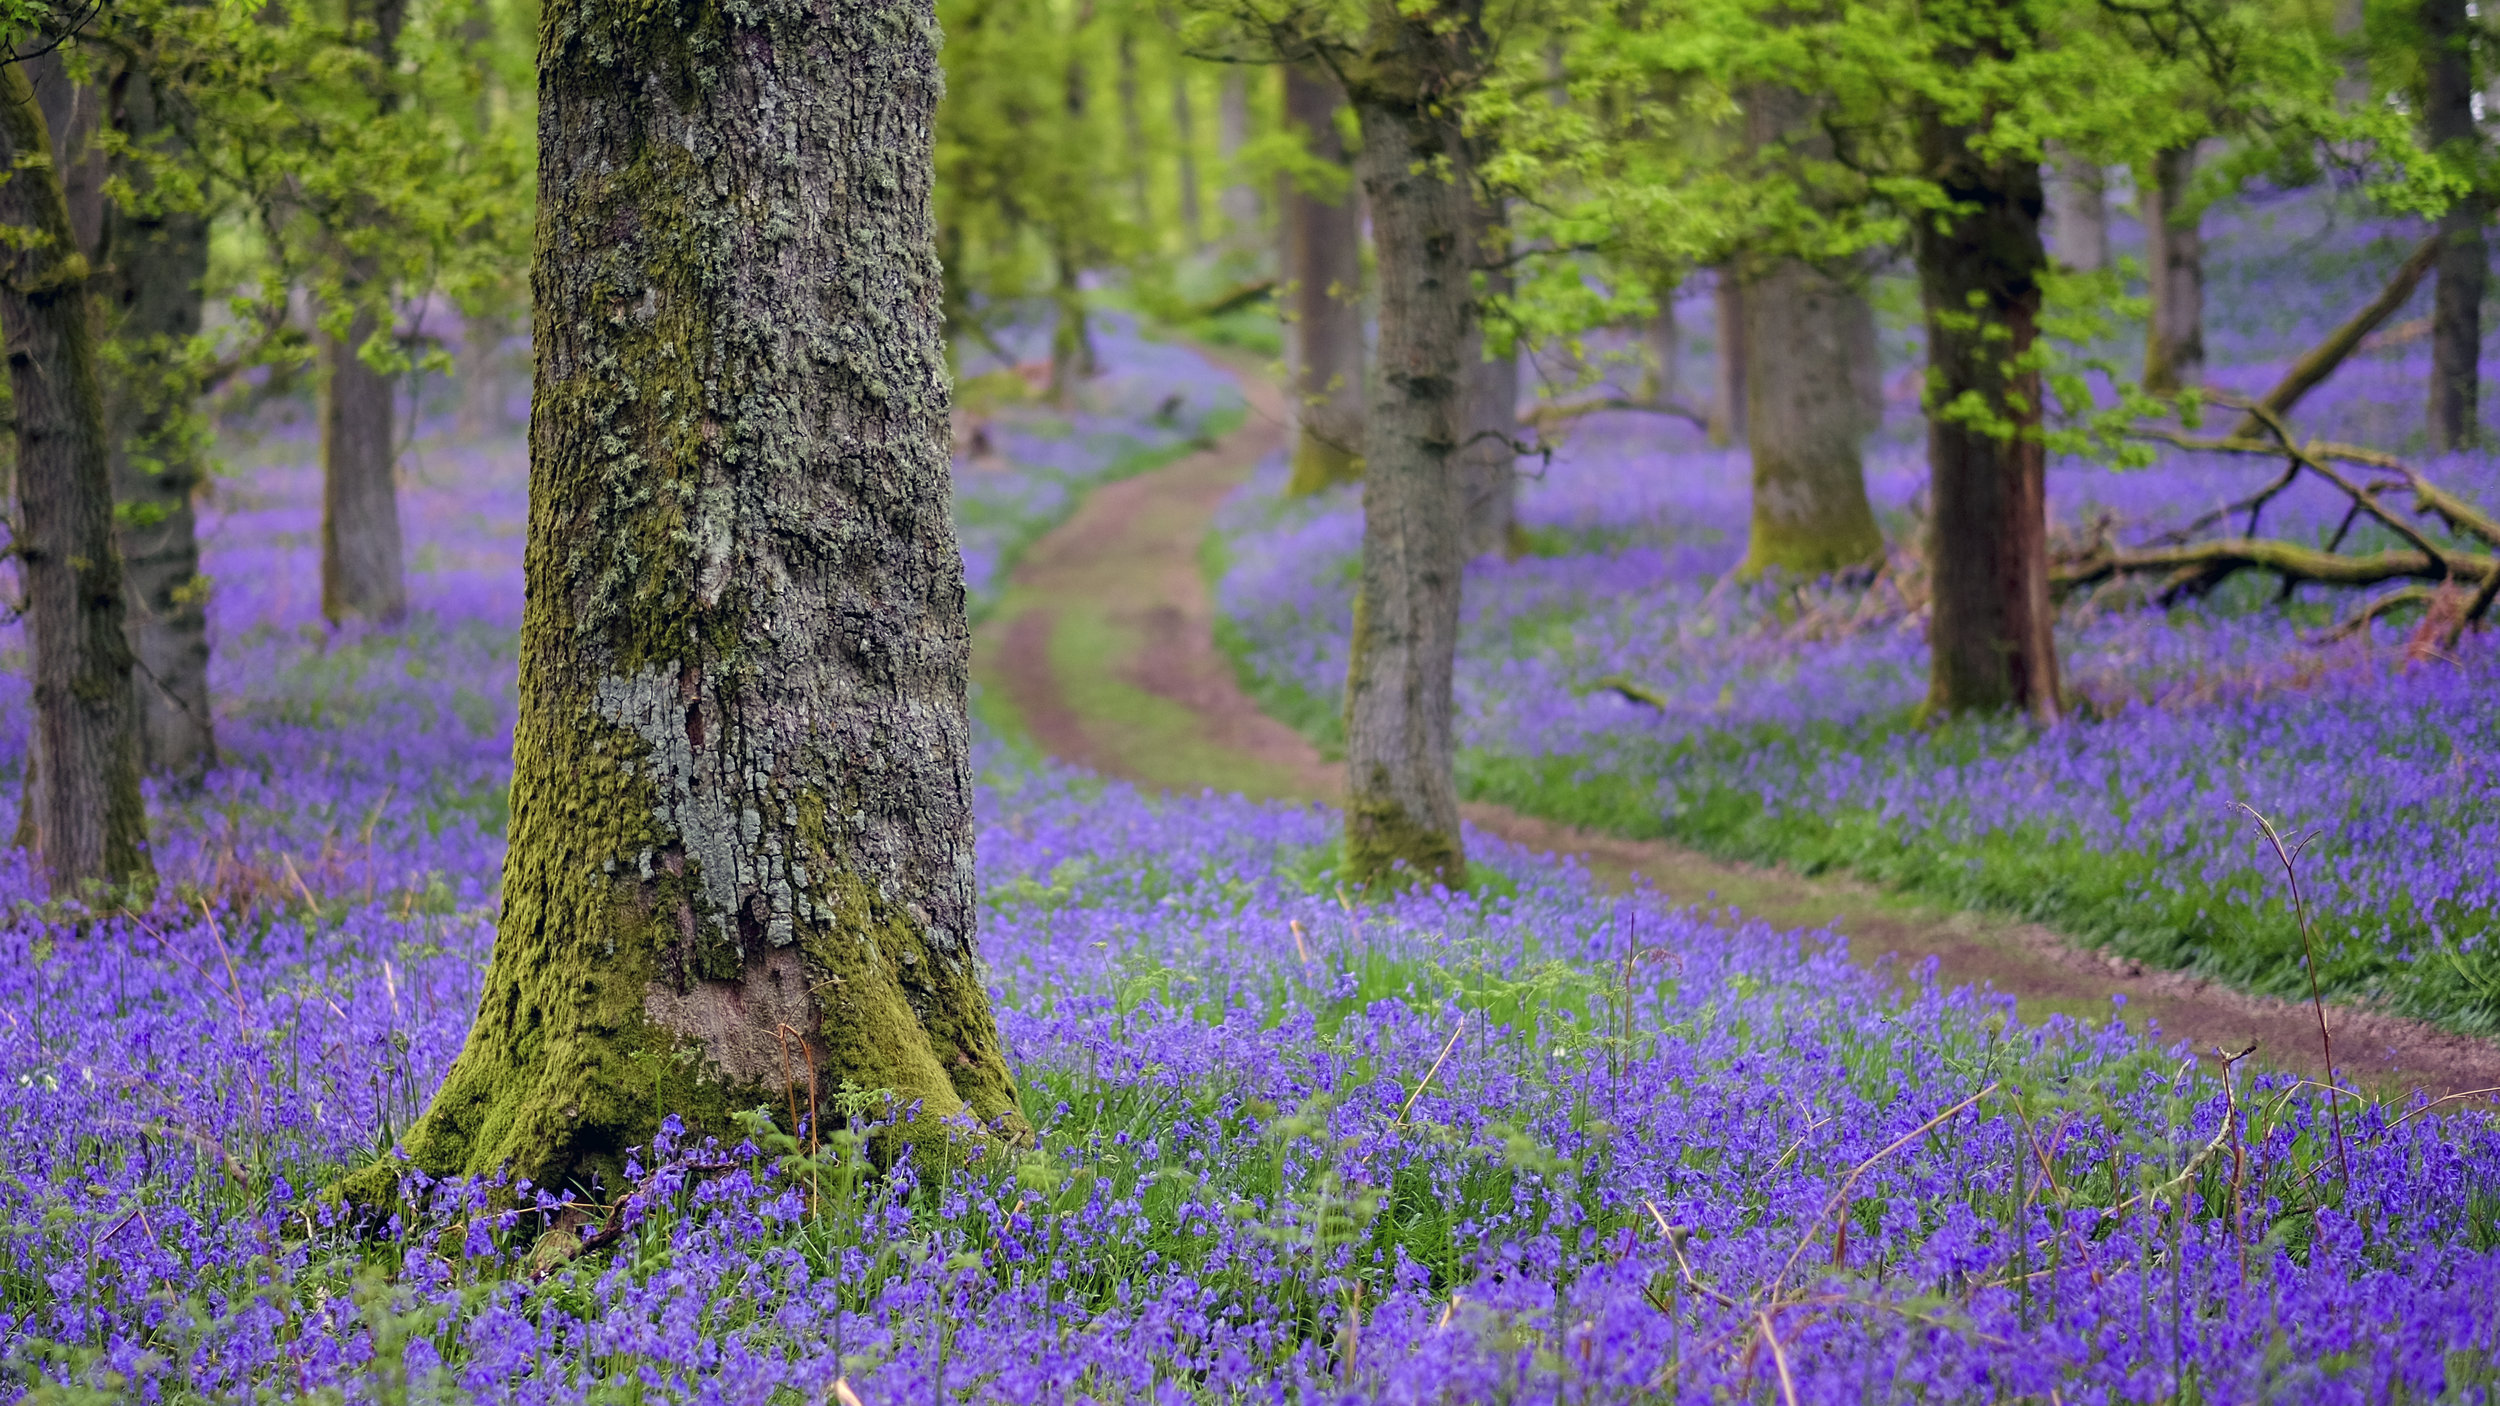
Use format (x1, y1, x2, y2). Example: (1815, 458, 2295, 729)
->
(1285, 435, 1363, 496)
(1342, 772, 1465, 892)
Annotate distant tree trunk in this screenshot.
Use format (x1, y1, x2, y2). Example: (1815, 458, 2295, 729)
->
(1739, 260, 1884, 576)
(456, 304, 514, 438)
(1281, 65, 1366, 494)
(321, 307, 408, 624)
(1340, 78, 1470, 889)
(0, 63, 152, 895)
(1840, 270, 1885, 433)
(2425, 0, 2485, 451)
(2042, 145, 2108, 272)
(1117, 31, 1151, 228)
(1641, 284, 1679, 406)
(1913, 107, 2060, 722)
(1172, 75, 1204, 248)
(1735, 82, 1881, 577)
(1709, 270, 1746, 446)
(2140, 144, 2206, 394)
(1217, 72, 1261, 248)
(102, 60, 218, 780)
(361, 0, 1025, 1203)
(1047, 250, 1095, 402)
(1458, 189, 1517, 559)
(323, 0, 411, 626)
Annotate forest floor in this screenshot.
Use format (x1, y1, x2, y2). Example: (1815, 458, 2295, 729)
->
(972, 346, 2500, 1103)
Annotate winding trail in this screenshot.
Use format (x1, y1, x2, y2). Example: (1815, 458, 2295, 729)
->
(972, 351, 2500, 1102)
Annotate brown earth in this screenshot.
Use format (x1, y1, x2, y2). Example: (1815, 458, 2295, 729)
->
(973, 350, 2500, 1106)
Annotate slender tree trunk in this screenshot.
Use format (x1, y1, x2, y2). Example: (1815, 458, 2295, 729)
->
(1641, 285, 1679, 406)
(2425, 0, 2485, 451)
(1047, 250, 1095, 403)
(2042, 144, 2108, 272)
(1840, 269, 1885, 434)
(360, 0, 1024, 1203)
(323, 0, 411, 626)
(456, 304, 514, 438)
(1913, 110, 2060, 722)
(1739, 260, 1884, 576)
(2140, 144, 2206, 394)
(1217, 72, 1260, 249)
(321, 307, 408, 624)
(1117, 32, 1150, 228)
(0, 63, 152, 896)
(102, 61, 218, 780)
(1458, 190, 1517, 559)
(1709, 270, 1746, 446)
(1173, 75, 1204, 248)
(1341, 90, 1469, 889)
(1280, 66, 1366, 494)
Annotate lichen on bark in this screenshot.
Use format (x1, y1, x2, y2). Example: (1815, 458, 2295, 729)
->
(346, 0, 1027, 1205)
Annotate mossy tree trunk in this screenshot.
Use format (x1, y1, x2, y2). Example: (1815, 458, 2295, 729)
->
(0, 62, 153, 896)
(1708, 270, 1745, 446)
(322, 0, 412, 627)
(1339, 7, 1480, 891)
(102, 60, 219, 781)
(1913, 98, 2061, 723)
(2424, 0, 2485, 451)
(1640, 285, 1678, 406)
(1734, 83, 1882, 579)
(1738, 258, 1884, 576)
(2043, 144, 2107, 273)
(371, 0, 1026, 1200)
(1457, 189, 1517, 560)
(1281, 65, 1366, 495)
(2139, 143, 2205, 395)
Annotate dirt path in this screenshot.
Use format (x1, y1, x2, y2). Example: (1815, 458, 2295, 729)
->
(973, 352, 2500, 1104)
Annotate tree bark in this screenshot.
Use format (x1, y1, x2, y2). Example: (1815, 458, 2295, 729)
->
(2140, 144, 2206, 394)
(1708, 270, 1746, 445)
(2042, 144, 2107, 273)
(1173, 75, 1204, 248)
(0, 62, 153, 896)
(1280, 65, 1366, 494)
(1641, 285, 1678, 406)
(1735, 81, 1882, 577)
(101, 60, 219, 781)
(456, 304, 516, 438)
(362, 0, 1025, 1201)
(2424, 0, 2485, 451)
(1458, 190, 1517, 559)
(1217, 72, 1260, 248)
(1340, 85, 1469, 889)
(1739, 259, 1884, 576)
(1913, 107, 2060, 722)
(322, 0, 412, 626)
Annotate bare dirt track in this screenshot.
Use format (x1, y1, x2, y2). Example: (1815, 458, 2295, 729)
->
(972, 350, 2500, 1105)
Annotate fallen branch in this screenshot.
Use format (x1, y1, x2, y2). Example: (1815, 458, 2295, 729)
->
(2056, 539, 2490, 594)
(2227, 235, 2439, 440)
(1521, 396, 1710, 432)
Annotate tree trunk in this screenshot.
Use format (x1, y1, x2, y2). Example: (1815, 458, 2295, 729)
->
(1046, 250, 1095, 403)
(1173, 75, 1204, 248)
(1840, 268, 1885, 434)
(362, 0, 1025, 1202)
(1641, 285, 1678, 406)
(1217, 72, 1260, 248)
(456, 304, 515, 439)
(1341, 90, 1469, 889)
(2425, 0, 2485, 451)
(2042, 145, 2107, 272)
(1739, 259, 1884, 576)
(1280, 66, 1366, 494)
(321, 308, 409, 624)
(1458, 191, 1517, 559)
(2140, 144, 2206, 394)
(323, 0, 412, 626)
(1709, 270, 1746, 445)
(101, 61, 219, 781)
(1913, 115, 2060, 722)
(0, 62, 153, 896)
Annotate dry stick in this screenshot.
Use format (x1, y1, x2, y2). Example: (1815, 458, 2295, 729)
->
(2227, 234, 2441, 440)
(1756, 1311, 1802, 1406)
(1395, 1015, 1468, 1125)
(2380, 1085, 2500, 1135)
(2237, 805, 2352, 1190)
(1774, 1083, 1999, 1290)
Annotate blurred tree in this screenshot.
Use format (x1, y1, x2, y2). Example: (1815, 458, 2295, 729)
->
(2417, 0, 2484, 450)
(0, 45, 153, 896)
(1278, 65, 1366, 493)
(1458, 182, 1520, 557)
(357, 0, 1027, 1203)
(2043, 144, 2108, 271)
(2140, 142, 2207, 392)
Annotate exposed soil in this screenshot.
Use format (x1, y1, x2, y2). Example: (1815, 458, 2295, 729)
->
(976, 351, 2500, 1105)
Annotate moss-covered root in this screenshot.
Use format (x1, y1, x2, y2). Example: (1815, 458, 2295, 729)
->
(1286, 431, 1363, 496)
(1344, 787, 1467, 892)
